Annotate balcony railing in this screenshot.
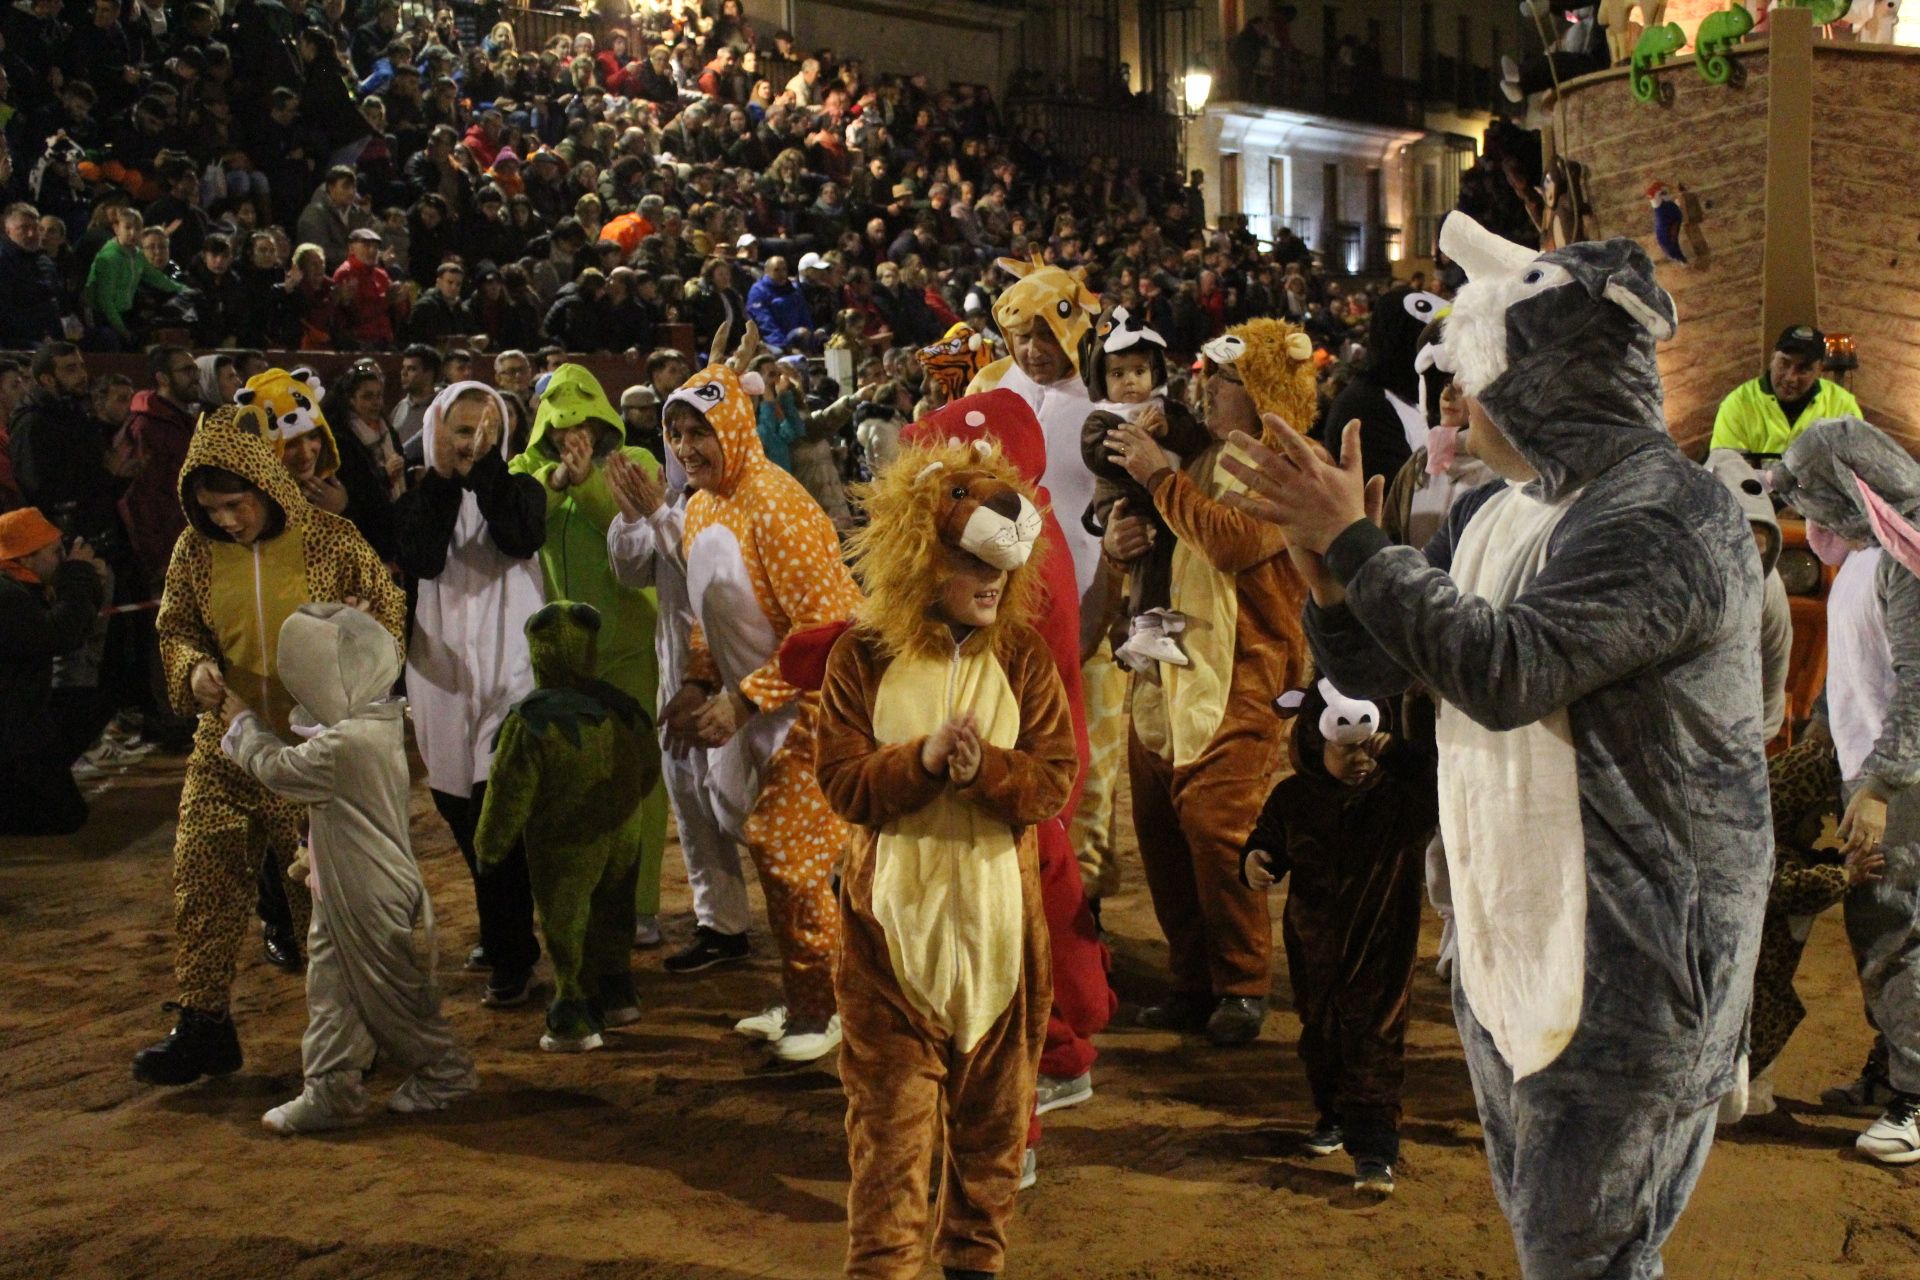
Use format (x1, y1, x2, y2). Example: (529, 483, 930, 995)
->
(1220, 54, 1424, 130)
(1002, 98, 1181, 173)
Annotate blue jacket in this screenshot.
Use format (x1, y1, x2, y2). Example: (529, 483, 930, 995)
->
(755, 391, 806, 473)
(746, 275, 811, 350)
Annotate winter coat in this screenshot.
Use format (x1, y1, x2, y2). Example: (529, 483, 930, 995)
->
(746, 274, 812, 350)
(0, 560, 105, 760)
(118, 390, 198, 592)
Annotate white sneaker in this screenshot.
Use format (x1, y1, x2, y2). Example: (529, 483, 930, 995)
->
(734, 1004, 788, 1041)
(1018, 1146, 1037, 1190)
(633, 914, 663, 949)
(262, 1093, 368, 1135)
(85, 736, 155, 768)
(539, 1029, 605, 1052)
(1035, 1071, 1093, 1116)
(387, 1066, 479, 1114)
(769, 1014, 841, 1062)
(70, 757, 107, 782)
(1747, 1073, 1777, 1118)
(1857, 1094, 1920, 1165)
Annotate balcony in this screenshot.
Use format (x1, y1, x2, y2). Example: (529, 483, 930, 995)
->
(1219, 55, 1424, 131)
(1001, 97, 1182, 173)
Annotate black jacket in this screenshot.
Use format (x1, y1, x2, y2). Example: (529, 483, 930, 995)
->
(0, 240, 66, 349)
(403, 288, 469, 345)
(0, 561, 105, 760)
(10, 389, 122, 551)
(393, 449, 546, 582)
(543, 283, 610, 352)
(333, 426, 399, 563)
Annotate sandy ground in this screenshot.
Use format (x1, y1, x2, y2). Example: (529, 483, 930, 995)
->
(3, 751, 1918, 1280)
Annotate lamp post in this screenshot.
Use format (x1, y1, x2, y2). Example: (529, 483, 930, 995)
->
(1179, 62, 1212, 193)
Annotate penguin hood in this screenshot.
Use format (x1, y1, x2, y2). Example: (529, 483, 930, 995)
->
(1360, 287, 1446, 404)
(1439, 211, 1679, 502)
(276, 602, 404, 727)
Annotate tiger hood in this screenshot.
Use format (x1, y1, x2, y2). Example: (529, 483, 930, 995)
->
(664, 362, 767, 496)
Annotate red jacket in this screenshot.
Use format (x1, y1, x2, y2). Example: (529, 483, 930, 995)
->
(117, 389, 197, 591)
(460, 125, 502, 170)
(332, 256, 395, 348)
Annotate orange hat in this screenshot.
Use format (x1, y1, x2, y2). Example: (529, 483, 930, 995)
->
(0, 508, 63, 583)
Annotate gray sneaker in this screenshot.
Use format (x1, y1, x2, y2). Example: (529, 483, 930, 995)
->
(1352, 1157, 1395, 1195)
(1823, 1066, 1898, 1116)
(1035, 1071, 1092, 1116)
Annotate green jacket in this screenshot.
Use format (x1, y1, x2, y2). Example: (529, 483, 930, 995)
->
(508, 364, 661, 705)
(1709, 375, 1860, 457)
(84, 238, 185, 338)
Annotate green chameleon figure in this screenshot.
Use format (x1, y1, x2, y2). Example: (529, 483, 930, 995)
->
(476, 601, 661, 1053)
(1696, 3, 1755, 85)
(1631, 22, 1687, 104)
(1780, 0, 1852, 21)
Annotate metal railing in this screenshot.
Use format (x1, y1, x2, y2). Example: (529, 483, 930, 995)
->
(1221, 54, 1423, 130)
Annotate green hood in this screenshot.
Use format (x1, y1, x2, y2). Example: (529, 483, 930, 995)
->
(525, 363, 625, 462)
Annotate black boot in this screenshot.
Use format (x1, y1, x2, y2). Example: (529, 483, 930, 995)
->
(262, 923, 303, 973)
(132, 1003, 243, 1085)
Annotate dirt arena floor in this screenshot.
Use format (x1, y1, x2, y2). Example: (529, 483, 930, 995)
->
(3, 751, 1918, 1280)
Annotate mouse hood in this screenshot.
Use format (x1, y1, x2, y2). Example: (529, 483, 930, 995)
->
(275, 602, 404, 727)
(1773, 417, 1920, 577)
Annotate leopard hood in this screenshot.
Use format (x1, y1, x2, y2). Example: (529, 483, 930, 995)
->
(177, 402, 311, 543)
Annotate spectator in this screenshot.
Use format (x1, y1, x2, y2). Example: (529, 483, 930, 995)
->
(322, 363, 406, 502)
(283, 242, 342, 349)
(0, 201, 69, 350)
(118, 344, 202, 593)
(405, 259, 470, 345)
(332, 225, 395, 348)
(390, 343, 442, 450)
(296, 165, 376, 269)
(689, 256, 746, 354)
(543, 265, 611, 352)
(604, 266, 655, 352)
(84, 207, 187, 349)
(11, 343, 135, 562)
(0, 508, 107, 836)
(746, 254, 812, 352)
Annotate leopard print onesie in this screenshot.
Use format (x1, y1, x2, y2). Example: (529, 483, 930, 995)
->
(1751, 734, 1849, 1074)
(158, 406, 405, 1013)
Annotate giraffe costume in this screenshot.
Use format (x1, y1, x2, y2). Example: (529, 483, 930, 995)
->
(157, 403, 406, 1017)
(669, 363, 864, 1027)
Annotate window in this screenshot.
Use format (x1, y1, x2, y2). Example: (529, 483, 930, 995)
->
(1220, 153, 1241, 217)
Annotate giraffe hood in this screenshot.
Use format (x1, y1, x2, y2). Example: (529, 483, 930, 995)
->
(666, 362, 766, 495)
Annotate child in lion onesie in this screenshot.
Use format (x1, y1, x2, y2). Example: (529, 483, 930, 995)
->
(475, 601, 662, 1052)
(816, 439, 1078, 1280)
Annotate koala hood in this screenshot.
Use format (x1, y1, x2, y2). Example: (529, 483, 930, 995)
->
(1774, 415, 1920, 552)
(276, 602, 404, 728)
(239, 366, 340, 480)
(664, 362, 765, 495)
(525, 363, 625, 464)
(1439, 211, 1679, 502)
(177, 403, 310, 543)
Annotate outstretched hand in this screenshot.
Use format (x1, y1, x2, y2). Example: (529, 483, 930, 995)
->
(1221, 416, 1383, 606)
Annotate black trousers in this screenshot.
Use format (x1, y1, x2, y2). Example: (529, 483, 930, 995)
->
(433, 783, 541, 977)
(0, 688, 114, 837)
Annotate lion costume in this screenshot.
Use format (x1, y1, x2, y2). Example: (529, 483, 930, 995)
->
(1130, 318, 1316, 1040)
(816, 437, 1076, 1280)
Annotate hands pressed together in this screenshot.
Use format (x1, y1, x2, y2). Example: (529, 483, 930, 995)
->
(661, 682, 752, 755)
(921, 711, 982, 785)
(607, 451, 665, 522)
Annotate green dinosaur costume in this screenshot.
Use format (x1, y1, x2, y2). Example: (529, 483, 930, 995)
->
(475, 601, 662, 1051)
(509, 364, 669, 922)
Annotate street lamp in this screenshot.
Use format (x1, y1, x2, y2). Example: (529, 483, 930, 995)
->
(1182, 64, 1214, 116)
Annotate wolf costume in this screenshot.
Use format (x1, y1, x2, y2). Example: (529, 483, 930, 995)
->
(1304, 212, 1770, 1276)
(223, 603, 476, 1133)
(1771, 418, 1920, 1146)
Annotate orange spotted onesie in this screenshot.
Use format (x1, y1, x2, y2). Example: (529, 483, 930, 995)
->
(669, 364, 864, 1024)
